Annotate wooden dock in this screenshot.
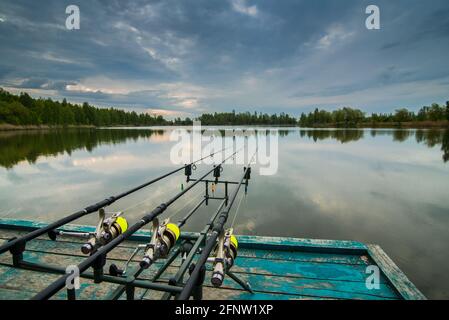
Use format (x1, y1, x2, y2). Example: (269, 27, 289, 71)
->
(0, 218, 425, 300)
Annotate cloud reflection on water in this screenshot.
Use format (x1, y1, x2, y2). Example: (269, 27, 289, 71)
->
(0, 127, 448, 298)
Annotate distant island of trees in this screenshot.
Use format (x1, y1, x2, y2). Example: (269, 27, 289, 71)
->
(0, 88, 448, 129)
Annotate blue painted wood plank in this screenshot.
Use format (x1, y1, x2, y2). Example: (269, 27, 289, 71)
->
(0, 218, 368, 252)
(233, 256, 389, 283)
(1, 250, 399, 300)
(0, 287, 35, 300)
(218, 273, 397, 300)
(189, 287, 330, 300)
(0, 218, 425, 300)
(146, 273, 398, 300)
(1, 233, 369, 267)
(367, 244, 426, 300)
(1, 239, 374, 285)
(238, 248, 368, 265)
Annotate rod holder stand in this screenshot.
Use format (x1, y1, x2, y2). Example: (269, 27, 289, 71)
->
(187, 262, 206, 300)
(8, 237, 25, 267)
(93, 253, 107, 283)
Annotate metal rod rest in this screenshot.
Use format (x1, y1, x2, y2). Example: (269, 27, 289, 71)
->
(162, 199, 227, 300)
(177, 153, 255, 300)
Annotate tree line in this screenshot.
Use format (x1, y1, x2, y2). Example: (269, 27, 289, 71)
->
(197, 110, 298, 125)
(299, 103, 449, 127)
(0, 89, 169, 126)
(1, 88, 448, 127)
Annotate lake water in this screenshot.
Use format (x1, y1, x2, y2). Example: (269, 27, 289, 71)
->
(0, 127, 448, 299)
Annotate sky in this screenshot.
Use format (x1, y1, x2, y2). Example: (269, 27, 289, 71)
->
(0, 0, 449, 118)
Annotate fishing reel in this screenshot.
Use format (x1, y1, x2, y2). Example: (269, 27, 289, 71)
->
(140, 218, 180, 269)
(208, 228, 238, 287)
(81, 209, 128, 255)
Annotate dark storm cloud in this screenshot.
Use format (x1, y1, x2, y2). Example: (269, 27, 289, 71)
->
(0, 0, 449, 116)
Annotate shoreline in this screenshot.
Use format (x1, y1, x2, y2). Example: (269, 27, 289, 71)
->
(1, 121, 448, 131)
(0, 124, 96, 131)
(304, 121, 449, 129)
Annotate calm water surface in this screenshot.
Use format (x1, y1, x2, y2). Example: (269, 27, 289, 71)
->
(0, 127, 448, 299)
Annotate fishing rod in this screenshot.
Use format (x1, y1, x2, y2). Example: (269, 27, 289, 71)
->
(177, 151, 256, 300)
(138, 198, 206, 270)
(108, 198, 226, 300)
(107, 159, 249, 299)
(136, 160, 235, 271)
(31, 149, 241, 300)
(0, 147, 228, 256)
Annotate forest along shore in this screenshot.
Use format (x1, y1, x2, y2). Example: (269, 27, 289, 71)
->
(2, 122, 449, 131)
(303, 121, 449, 129)
(0, 124, 96, 131)
(1, 88, 449, 129)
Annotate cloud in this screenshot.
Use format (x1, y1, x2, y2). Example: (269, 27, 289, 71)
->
(145, 108, 187, 117)
(1, 0, 449, 115)
(315, 25, 354, 50)
(230, 0, 258, 17)
(40, 52, 77, 64)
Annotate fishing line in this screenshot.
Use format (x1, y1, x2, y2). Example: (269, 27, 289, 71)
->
(167, 147, 245, 222)
(230, 149, 256, 228)
(230, 191, 246, 228)
(0, 207, 15, 219)
(166, 188, 203, 219)
(121, 195, 154, 212)
(122, 147, 237, 214)
(133, 147, 242, 219)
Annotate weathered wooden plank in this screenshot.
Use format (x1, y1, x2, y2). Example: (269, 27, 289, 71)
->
(0, 218, 368, 252)
(0, 263, 122, 300)
(52, 279, 121, 300)
(0, 287, 35, 300)
(160, 272, 398, 300)
(0, 239, 381, 285)
(125, 262, 398, 300)
(367, 244, 426, 300)
(192, 286, 330, 300)
(0, 236, 153, 264)
(1, 233, 369, 267)
(235, 235, 367, 254)
(238, 248, 368, 265)
(0, 264, 61, 299)
(0, 250, 398, 300)
(0, 241, 389, 301)
(0, 228, 368, 266)
(233, 256, 388, 283)
(0, 219, 423, 300)
(137, 272, 397, 300)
